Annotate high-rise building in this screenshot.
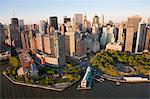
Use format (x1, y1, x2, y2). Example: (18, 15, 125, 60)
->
(49, 16, 58, 30)
(74, 14, 83, 31)
(64, 16, 71, 23)
(135, 21, 146, 52)
(65, 31, 87, 58)
(148, 18, 150, 23)
(10, 18, 21, 47)
(93, 14, 99, 25)
(43, 34, 51, 54)
(18, 20, 24, 30)
(99, 14, 104, 26)
(32, 24, 39, 31)
(21, 31, 30, 52)
(39, 20, 46, 35)
(43, 32, 66, 66)
(11, 18, 19, 26)
(0, 23, 5, 44)
(127, 15, 142, 33)
(91, 39, 100, 53)
(100, 25, 115, 48)
(144, 24, 150, 51)
(118, 24, 124, 43)
(125, 25, 134, 52)
(29, 31, 36, 51)
(75, 39, 87, 57)
(60, 24, 66, 35)
(65, 31, 76, 56)
(36, 33, 43, 51)
(74, 14, 83, 25)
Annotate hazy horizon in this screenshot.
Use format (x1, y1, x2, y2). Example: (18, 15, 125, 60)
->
(0, 0, 150, 24)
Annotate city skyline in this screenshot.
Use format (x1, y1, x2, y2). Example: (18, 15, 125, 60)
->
(1, 0, 150, 24)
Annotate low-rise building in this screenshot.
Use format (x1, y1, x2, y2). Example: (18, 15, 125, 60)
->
(17, 50, 38, 76)
(105, 42, 122, 51)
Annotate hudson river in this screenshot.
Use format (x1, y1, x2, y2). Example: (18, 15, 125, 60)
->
(1, 65, 149, 99)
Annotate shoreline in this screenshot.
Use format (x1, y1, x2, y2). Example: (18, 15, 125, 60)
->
(97, 75, 150, 83)
(2, 71, 79, 92)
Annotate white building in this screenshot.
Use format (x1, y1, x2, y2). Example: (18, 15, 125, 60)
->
(105, 42, 122, 51)
(135, 21, 146, 52)
(18, 19, 24, 29)
(39, 20, 46, 35)
(100, 25, 115, 48)
(99, 14, 104, 26)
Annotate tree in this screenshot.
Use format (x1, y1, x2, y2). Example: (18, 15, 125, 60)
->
(67, 74, 74, 81)
(67, 64, 73, 69)
(45, 77, 53, 85)
(7, 69, 12, 75)
(47, 70, 54, 75)
(9, 57, 20, 67)
(12, 69, 16, 75)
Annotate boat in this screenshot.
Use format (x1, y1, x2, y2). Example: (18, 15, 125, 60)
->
(116, 81, 121, 86)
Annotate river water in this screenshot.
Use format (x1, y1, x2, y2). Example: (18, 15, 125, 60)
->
(1, 65, 150, 99)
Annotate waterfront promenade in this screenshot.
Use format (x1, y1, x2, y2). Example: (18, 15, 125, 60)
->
(1, 65, 149, 99)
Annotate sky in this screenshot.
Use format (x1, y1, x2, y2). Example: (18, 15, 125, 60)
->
(0, 0, 150, 24)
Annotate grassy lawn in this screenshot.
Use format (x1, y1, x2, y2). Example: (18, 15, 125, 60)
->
(92, 50, 150, 77)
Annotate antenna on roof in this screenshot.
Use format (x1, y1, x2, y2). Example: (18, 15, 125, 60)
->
(13, 9, 15, 18)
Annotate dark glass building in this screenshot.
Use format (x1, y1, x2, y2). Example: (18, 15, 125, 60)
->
(49, 16, 58, 30)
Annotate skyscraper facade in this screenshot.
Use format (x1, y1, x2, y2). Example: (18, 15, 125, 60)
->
(125, 25, 134, 52)
(148, 18, 150, 24)
(43, 34, 51, 54)
(36, 33, 43, 51)
(11, 18, 19, 26)
(99, 14, 104, 26)
(144, 24, 150, 51)
(93, 14, 99, 25)
(74, 14, 83, 25)
(18, 19, 24, 30)
(135, 21, 146, 52)
(21, 31, 30, 52)
(10, 18, 21, 47)
(39, 20, 46, 35)
(127, 15, 142, 33)
(49, 16, 58, 30)
(64, 16, 71, 23)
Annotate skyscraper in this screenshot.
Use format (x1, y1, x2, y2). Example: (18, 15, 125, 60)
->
(74, 14, 83, 25)
(100, 25, 115, 48)
(93, 14, 99, 25)
(65, 31, 87, 58)
(10, 17, 21, 48)
(36, 33, 43, 51)
(99, 14, 104, 26)
(44, 32, 66, 66)
(11, 18, 19, 26)
(135, 21, 146, 52)
(29, 31, 36, 51)
(127, 15, 142, 33)
(39, 20, 46, 35)
(43, 34, 51, 54)
(0, 23, 5, 44)
(18, 19, 24, 30)
(49, 16, 58, 30)
(21, 31, 30, 52)
(144, 24, 150, 51)
(118, 25, 124, 43)
(64, 16, 71, 23)
(125, 25, 134, 52)
(148, 18, 150, 24)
